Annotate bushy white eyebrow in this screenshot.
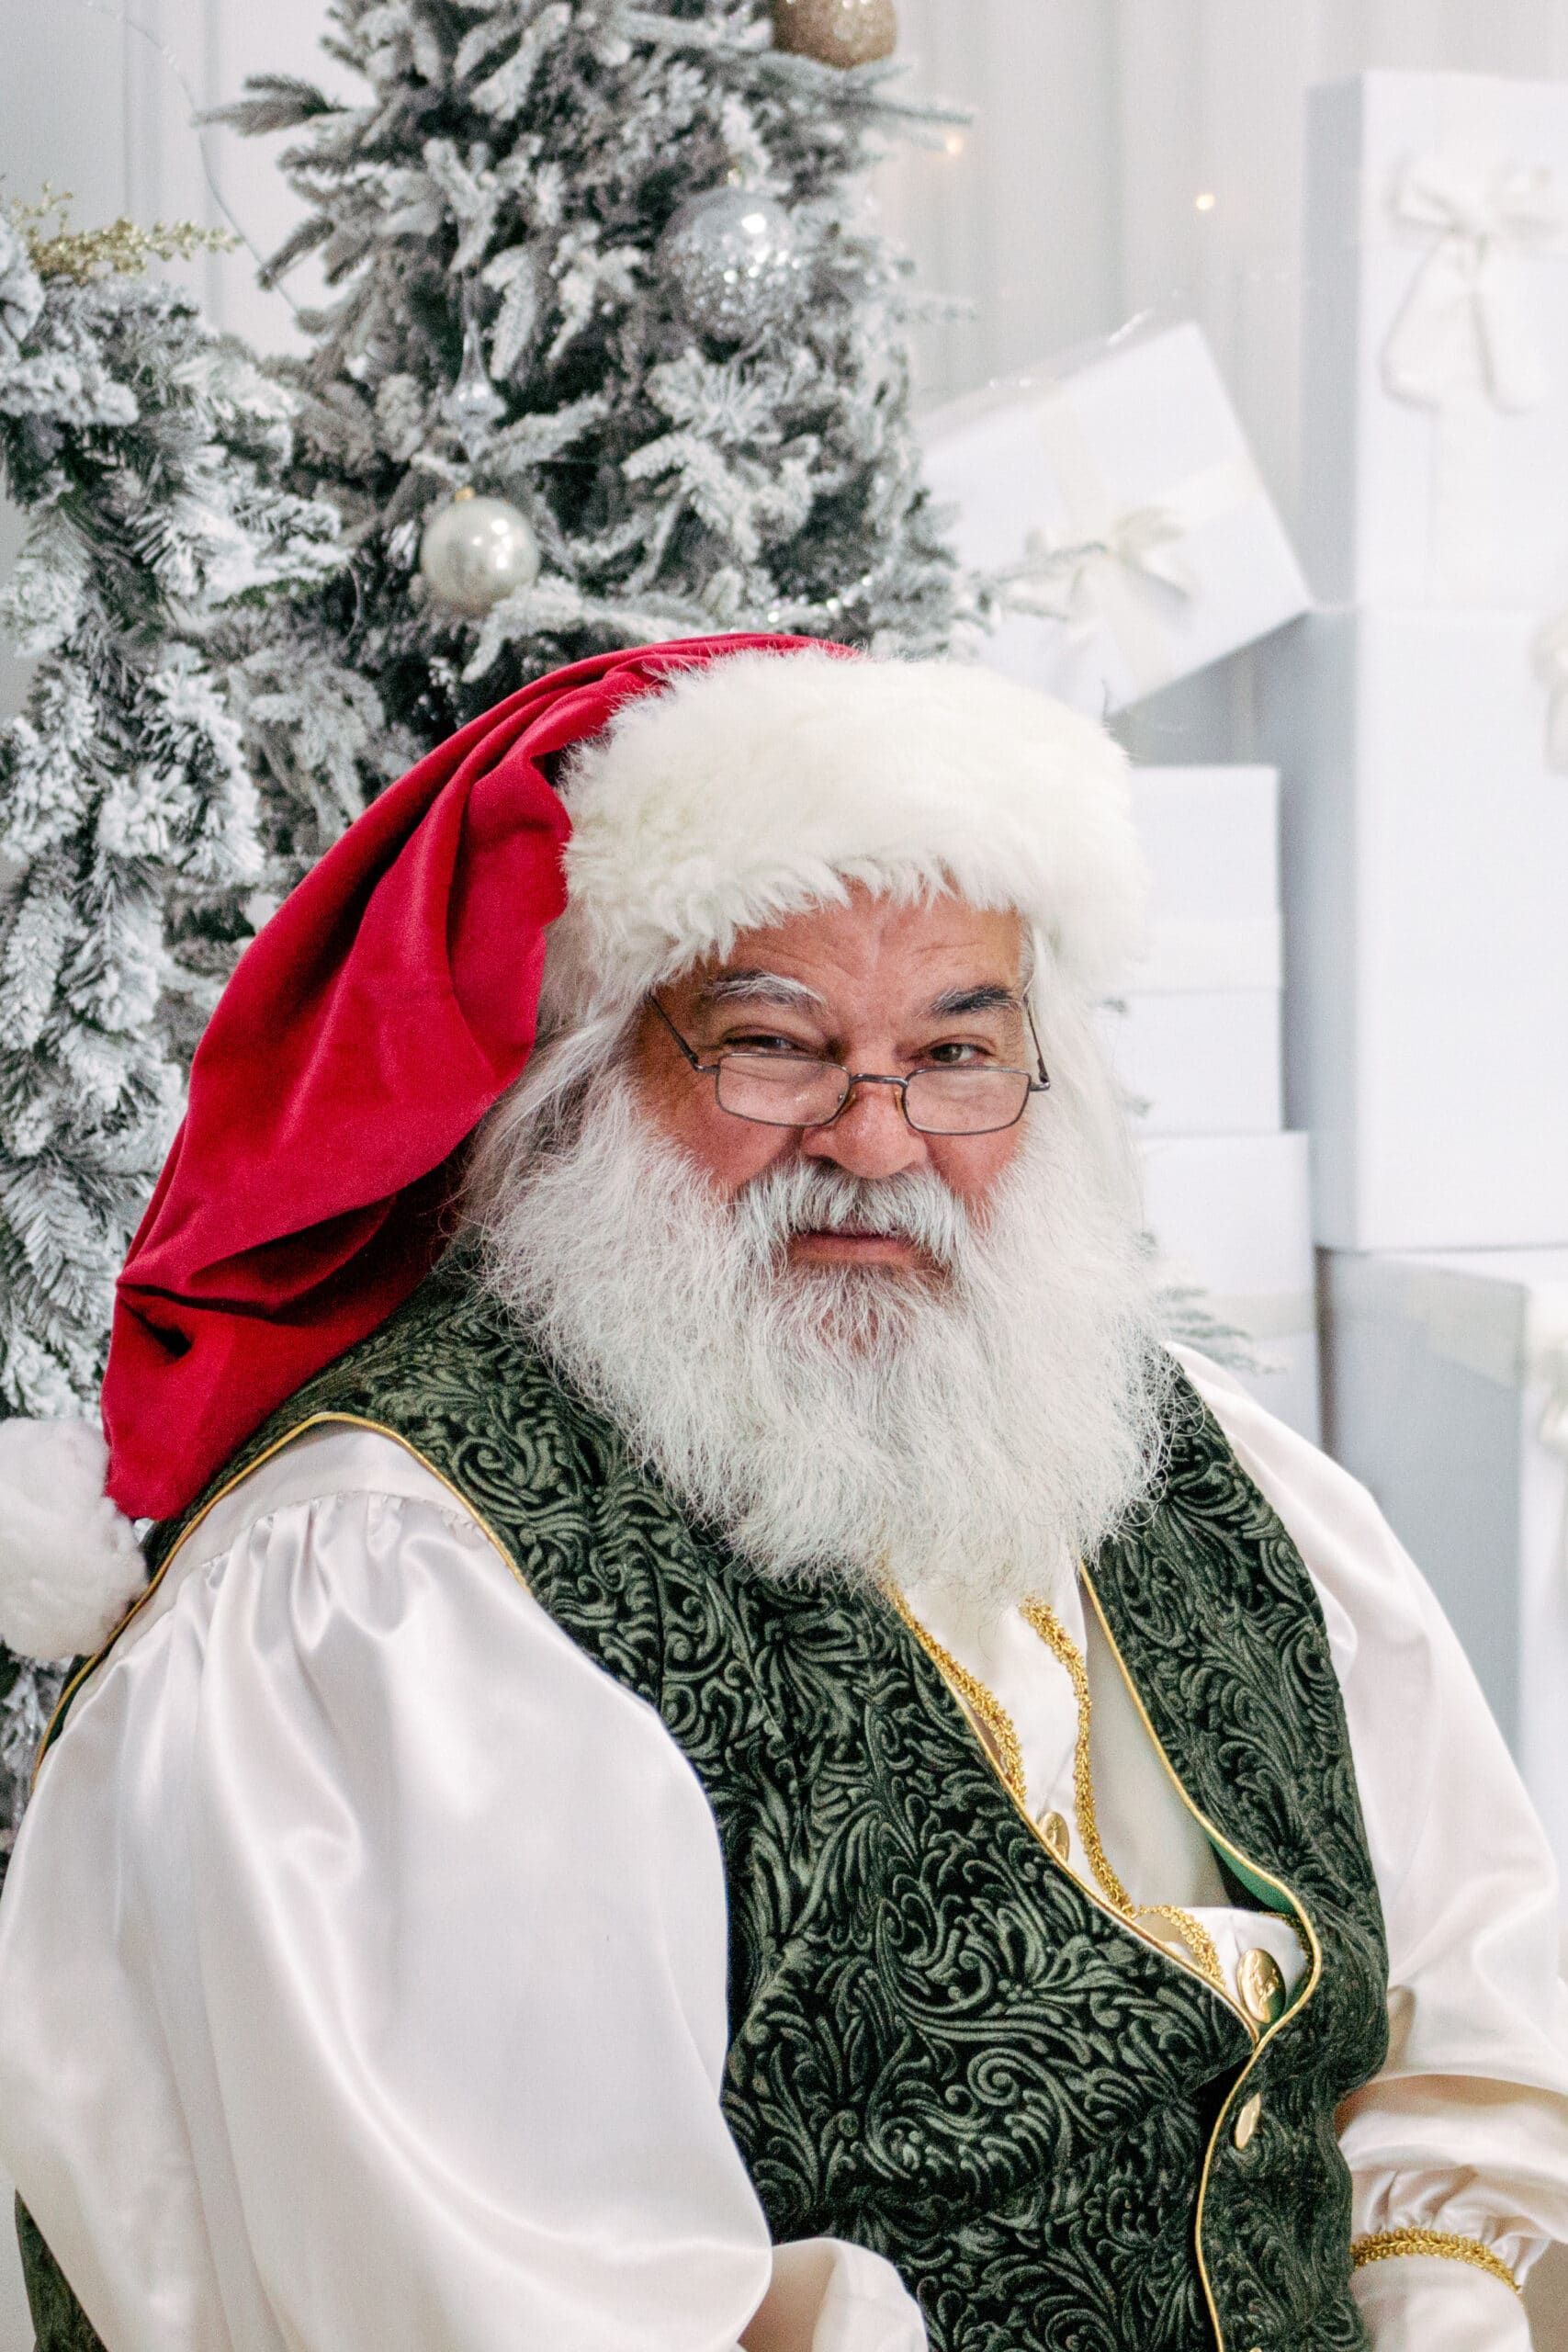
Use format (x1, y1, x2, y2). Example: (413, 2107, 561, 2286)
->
(927, 984, 1023, 1018)
(695, 968, 829, 1012)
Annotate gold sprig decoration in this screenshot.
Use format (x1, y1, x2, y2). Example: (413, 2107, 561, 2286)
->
(10, 187, 235, 284)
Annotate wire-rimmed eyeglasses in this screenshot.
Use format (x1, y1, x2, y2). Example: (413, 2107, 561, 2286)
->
(648, 997, 1050, 1137)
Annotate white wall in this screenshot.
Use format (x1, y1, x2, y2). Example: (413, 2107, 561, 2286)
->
(874, 0, 1568, 763)
(883, 0, 1568, 503)
(14, 0, 1568, 735)
(0, 0, 342, 356)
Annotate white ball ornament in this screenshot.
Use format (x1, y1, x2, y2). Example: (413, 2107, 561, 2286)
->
(657, 187, 804, 342)
(418, 487, 541, 616)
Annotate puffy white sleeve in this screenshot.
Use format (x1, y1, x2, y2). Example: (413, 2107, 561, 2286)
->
(0, 1429, 922, 2352)
(1178, 1351, 1568, 2352)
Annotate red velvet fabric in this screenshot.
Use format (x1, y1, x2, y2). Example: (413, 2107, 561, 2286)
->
(103, 634, 825, 1521)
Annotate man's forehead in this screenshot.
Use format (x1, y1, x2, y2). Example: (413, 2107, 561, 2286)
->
(684, 888, 1027, 997)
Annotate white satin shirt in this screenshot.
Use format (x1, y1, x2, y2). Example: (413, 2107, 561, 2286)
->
(0, 1349, 1565, 2352)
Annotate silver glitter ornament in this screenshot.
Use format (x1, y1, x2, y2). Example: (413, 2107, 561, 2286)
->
(657, 187, 803, 343)
(418, 487, 541, 615)
(773, 0, 897, 65)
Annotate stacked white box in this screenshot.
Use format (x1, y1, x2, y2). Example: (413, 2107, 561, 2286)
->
(1098, 766, 1314, 1436)
(1107, 766, 1282, 1138)
(1263, 69, 1568, 1252)
(1322, 1249, 1568, 1883)
(919, 322, 1309, 715)
(1143, 1133, 1322, 1445)
(1270, 71, 1568, 1818)
(1301, 74, 1568, 610)
(1258, 606, 1568, 1250)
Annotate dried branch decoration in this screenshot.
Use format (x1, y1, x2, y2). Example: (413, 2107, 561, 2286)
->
(9, 187, 235, 283)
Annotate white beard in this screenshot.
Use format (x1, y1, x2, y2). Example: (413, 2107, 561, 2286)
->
(463, 1065, 1172, 1618)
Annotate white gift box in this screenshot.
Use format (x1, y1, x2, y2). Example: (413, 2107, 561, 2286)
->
(1257, 607, 1568, 1251)
(1107, 993, 1281, 1137)
(1323, 1247, 1568, 1884)
(919, 322, 1310, 715)
(1143, 1131, 1321, 1443)
(1302, 72, 1568, 608)
(1104, 766, 1282, 1136)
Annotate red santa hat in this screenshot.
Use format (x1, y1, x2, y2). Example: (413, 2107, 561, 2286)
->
(0, 633, 1144, 1659)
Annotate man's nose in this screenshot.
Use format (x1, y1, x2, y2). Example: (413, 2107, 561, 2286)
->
(800, 1080, 929, 1181)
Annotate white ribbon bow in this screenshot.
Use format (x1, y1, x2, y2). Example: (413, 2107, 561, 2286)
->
(1531, 609, 1568, 773)
(1031, 504, 1197, 636)
(1382, 153, 1562, 413)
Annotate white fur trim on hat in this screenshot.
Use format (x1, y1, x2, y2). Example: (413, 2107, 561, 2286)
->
(0, 1418, 145, 1660)
(541, 649, 1147, 1023)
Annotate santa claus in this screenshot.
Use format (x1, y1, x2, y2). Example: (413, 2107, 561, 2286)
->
(0, 638, 1563, 2352)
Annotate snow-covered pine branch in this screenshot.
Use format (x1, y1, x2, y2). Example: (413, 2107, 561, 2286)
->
(0, 212, 383, 1869)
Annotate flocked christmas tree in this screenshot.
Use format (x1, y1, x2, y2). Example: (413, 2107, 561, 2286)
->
(220, 0, 967, 750)
(0, 202, 383, 1865)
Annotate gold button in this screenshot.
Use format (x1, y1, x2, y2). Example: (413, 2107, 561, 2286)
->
(1236, 1946, 1286, 2029)
(1038, 1808, 1071, 1862)
(1233, 2091, 1262, 2150)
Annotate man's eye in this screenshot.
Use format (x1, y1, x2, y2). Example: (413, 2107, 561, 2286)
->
(922, 1039, 991, 1066)
(727, 1033, 818, 1057)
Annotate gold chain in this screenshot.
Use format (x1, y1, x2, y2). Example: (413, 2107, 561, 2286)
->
(1021, 1599, 1227, 1993)
(886, 1589, 1029, 1802)
(1349, 2230, 1520, 2297)
(889, 1587, 1226, 1996)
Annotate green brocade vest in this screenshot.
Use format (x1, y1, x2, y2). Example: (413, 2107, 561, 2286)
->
(23, 1257, 1389, 2352)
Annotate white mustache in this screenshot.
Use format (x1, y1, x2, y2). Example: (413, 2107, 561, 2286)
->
(731, 1160, 972, 1269)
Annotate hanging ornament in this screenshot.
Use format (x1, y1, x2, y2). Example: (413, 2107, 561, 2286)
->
(420, 277, 536, 616)
(418, 486, 541, 615)
(773, 0, 897, 66)
(443, 285, 508, 461)
(656, 186, 803, 343)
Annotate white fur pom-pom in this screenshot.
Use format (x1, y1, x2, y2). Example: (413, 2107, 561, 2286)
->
(0, 1418, 146, 1660)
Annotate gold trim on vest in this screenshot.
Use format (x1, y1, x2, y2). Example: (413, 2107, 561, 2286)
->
(887, 1584, 1247, 2024)
(1082, 1569, 1328, 2352)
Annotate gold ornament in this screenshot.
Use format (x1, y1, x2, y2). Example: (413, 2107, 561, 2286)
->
(8, 187, 234, 284)
(773, 0, 897, 67)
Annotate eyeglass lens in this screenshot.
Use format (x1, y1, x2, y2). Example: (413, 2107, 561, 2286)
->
(712, 1051, 1032, 1136)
